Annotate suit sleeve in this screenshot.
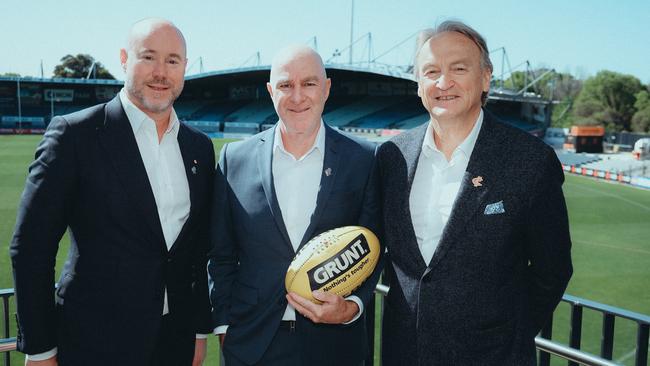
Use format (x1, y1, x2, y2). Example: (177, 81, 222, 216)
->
(9, 116, 77, 354)
(191, 134, 216, 334)
(349, 143, 384, 309)
(524, 148, 573, 334)
(207, 143, 239, 328)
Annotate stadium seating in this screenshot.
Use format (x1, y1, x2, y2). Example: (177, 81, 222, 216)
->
(225, 100, 276, 124)
(182, 100, 249, 122)
(392, 114, 429, 129)
(555, 152, 601, 166)
(348, 97, 426, 128)
(324, 96, 404, 127)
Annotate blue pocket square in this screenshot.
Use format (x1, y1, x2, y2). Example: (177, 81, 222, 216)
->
(484, 201, 505, 215)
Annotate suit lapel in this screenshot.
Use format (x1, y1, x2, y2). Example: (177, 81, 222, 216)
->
(257, 126, 294, 253)
(169, 124, 199, 253)
(298, 125, 341, 250)
(395, 124, 430, 272)
(427, 114, 498, 269)
(97, 97, 165, 251)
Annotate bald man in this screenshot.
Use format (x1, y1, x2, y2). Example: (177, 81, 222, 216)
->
(10, 18, 214, 366)
(208, 45, 382, 366)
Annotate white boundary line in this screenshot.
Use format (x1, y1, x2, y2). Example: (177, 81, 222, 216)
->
(565, 181, 650, 213)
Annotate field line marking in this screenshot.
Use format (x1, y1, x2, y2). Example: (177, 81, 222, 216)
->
(565, 182, 650, 212)
(573, 239, 650, 256)
(616, 337, 650, 363)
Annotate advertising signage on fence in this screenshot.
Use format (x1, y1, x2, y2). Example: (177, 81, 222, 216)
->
(44, 89, 74, 102)
(95, 86, 120, 102)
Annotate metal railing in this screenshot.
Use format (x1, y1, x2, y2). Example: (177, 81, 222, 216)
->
(538, 294, 650, 366)
(0, 288, 14, 366)
(2, 286, 649, 366)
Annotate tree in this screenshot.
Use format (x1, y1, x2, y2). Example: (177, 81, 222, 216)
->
(631, 89, 650, 133)
(1, 72, 21, 77)
(53, 54, 115, 79)
(631, 108, 650, 133)
(572, 70, 643, 131)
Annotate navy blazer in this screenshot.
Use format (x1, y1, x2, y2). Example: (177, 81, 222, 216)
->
(377, 113, 573, 366)
(208, 124, 382, 365)
(10, 96, 214, 366)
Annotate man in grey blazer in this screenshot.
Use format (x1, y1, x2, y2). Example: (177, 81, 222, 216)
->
(377, 21, 572, 365)
(208, 45, 382, 366)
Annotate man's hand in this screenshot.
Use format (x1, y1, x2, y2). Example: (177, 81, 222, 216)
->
(25, 356, 57, 366)
(192, 338, 207, 366)
(287, 291, 359, 324)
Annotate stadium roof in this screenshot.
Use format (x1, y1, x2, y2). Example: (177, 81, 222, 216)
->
(0, 76, 123, 85)
(1, 67, 548, 105)
(185, 63, 414, 82)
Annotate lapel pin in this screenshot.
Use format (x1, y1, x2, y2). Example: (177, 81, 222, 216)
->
(471, 176, 483, 187)
(191, 166, 197, 175)
(191, 160, 198, 175)
(324, 167, 332, 177)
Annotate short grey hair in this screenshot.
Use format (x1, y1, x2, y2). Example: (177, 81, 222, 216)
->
(413, 20, 492, 104)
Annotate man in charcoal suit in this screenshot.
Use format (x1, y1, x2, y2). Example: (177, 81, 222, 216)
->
(208, 45, 382, 366)
(10, 18, 213, 366)
(377, 20, 573, 365)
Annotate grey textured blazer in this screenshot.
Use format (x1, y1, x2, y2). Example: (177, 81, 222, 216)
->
(377, 112, 572, 366)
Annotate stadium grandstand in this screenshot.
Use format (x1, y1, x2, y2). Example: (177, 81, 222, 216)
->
(4, 66, 650, 366)
(0, 64, 551, 138)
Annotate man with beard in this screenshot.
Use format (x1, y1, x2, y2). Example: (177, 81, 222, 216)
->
(10, 18, 213, 366)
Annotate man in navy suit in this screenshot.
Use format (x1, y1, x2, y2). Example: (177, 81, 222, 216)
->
(377, 21, 573, 365)
(208, 45, 382, 366)
(10, 18, 213, 366)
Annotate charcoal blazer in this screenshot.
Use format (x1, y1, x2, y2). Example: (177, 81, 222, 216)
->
(10, 96, 214, 366)
(377, 112, 573, 366)
(208, 124, 382, 366)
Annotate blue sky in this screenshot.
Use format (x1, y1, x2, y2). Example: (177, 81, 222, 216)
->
(1, 0, 649, 83)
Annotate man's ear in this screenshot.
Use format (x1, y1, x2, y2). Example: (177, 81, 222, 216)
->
(482, 70, 492, 93)
(120, 49, 128, 72)
(266, 82, 274, 98)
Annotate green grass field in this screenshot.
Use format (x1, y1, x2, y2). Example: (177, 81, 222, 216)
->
(1, 135, 649, 365)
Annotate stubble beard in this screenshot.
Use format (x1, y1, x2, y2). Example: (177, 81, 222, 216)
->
(126, 78, 182, 114)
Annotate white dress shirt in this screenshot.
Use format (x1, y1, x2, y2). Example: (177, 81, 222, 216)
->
(410, 110, 483, 265)
(26, 90, 196, 361)
(273, 122, 325, 321)
(120, 89, 191, 317)
(272, 123, 363, 322)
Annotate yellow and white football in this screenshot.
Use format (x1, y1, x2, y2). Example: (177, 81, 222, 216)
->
(285, 226, 380, 303)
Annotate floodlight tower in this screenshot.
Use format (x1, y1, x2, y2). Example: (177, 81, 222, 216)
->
(349, 0, 354, 64)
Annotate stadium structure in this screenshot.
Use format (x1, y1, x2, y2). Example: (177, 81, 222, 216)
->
(0, 64, 552, 138)
(3, 66, 650, 366)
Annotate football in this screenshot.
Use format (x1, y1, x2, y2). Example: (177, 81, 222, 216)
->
(285, 226, 380, 303)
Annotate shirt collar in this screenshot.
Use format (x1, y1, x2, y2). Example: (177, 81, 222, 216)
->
(422, 109, 483, 161)
(273, 120, 326, 161)
(119, 88, 180, 138)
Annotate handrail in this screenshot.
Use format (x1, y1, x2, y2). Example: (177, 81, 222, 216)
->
(535, 337, 621, 366)
(1, 285, 648, 366)
(0, 339, 16, 353)
(563, 294, 650, 325)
